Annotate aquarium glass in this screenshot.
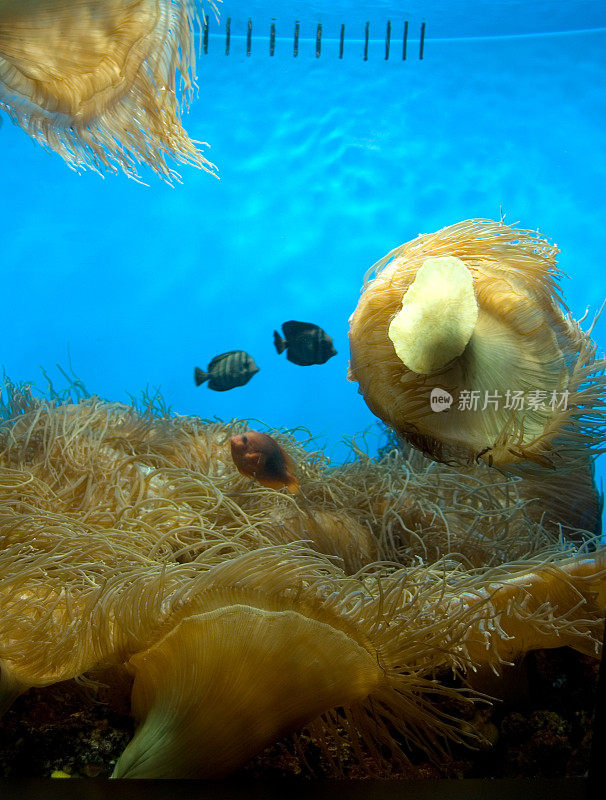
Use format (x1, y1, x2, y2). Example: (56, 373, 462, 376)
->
(0, 0, 604, 785)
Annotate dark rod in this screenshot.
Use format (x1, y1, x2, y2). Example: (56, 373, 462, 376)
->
(246, 18, 252, 56)
(419, 21, 426, 59)
(403, 20, 408, 60)
(294, 20, 299, 57)
(203, 18, 208, 54)
(316, 23, 322, 58)
(339, 23, 345, 59)
(385, 20, 391, 60)
(364, 21, 369, 61)
(225, 17, 230, 55)
(270, 20, 276, 56)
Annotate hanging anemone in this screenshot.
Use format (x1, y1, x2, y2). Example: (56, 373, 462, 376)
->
(348, 219, 606, 480)
(0, 0, 218, 182)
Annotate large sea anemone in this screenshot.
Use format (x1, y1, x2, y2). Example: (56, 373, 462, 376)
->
(0, 381, 603, 778)
(0, 0, 217, 181)
(348, 219, 606, 541)
(348, 219, 606, 472)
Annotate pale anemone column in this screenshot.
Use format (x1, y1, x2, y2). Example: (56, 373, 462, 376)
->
(0, 0, 217, 182)
(348, 219, 606, 476)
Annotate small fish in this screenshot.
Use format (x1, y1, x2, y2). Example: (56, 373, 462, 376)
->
(194, 351, 259, 392)
(230, 430, 299, 493)
(273, 320, 337, 366)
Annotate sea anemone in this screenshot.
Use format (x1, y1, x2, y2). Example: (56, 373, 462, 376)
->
(348, 219, 606, 473)
(112, 546, 606, 779)
(0, 0, 217, 182)
(0, 389, 603, 777)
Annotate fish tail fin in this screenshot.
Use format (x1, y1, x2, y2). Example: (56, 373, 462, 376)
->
(194, 367, 208, 386)
(273, 330, 287, 355)
(284, 454, 299, 494)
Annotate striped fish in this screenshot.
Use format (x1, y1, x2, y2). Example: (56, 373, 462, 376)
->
(274, 320, 337, 366)
(194, 351, 259, 392)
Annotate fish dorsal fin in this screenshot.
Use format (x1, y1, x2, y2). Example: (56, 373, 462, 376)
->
(282, 320, 315, 338)
(208, 351, 238, 370)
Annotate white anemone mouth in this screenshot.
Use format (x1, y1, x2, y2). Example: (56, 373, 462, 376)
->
(388, 256, 479, 374)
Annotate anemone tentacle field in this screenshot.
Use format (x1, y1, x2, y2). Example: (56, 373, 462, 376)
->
(0, 390, 603, 778)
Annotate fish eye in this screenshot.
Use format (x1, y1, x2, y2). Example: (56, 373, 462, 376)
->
(242, 435, 248, 444)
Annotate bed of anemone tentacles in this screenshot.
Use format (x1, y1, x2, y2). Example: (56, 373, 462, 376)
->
(0, 378, 604, 779)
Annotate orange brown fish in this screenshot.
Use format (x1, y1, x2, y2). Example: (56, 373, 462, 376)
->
(230, 431, 299, 493)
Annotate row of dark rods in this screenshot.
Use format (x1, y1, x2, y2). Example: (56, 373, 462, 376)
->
(201, 20, 427, 60)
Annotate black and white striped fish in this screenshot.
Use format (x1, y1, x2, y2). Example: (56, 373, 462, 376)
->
(274, 320, 337, 366)
(194, 351, 259, 392)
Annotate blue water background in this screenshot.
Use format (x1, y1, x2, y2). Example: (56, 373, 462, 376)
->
(1, 2, 605, 501)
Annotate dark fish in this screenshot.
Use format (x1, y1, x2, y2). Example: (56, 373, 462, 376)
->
(230, 430, 299, 493)
(194, 351, 259, 392)
(273, 320, 337, 366)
